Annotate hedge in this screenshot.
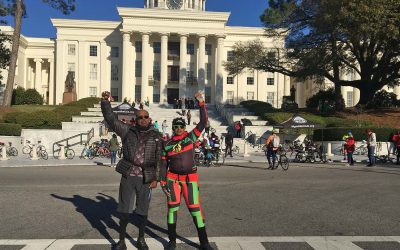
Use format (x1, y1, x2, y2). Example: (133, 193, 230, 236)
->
(0, 123, 22, 136)
(313, 127, 397, 141)
(3, 97, 101, 129)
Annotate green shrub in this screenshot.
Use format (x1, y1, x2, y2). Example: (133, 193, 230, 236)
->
(240, 100, 275, 117)
(3, 112, 24, 124)
(313, 127, 396, 141)
(0, 123, 22, 136)
(23, 89, 43, 104)
(12, 86, 25, 105)
(306, 88, 345, 111)
(366, 90, 398, 109)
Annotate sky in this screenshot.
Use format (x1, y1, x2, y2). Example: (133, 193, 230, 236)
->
(4, 0, 268, 38)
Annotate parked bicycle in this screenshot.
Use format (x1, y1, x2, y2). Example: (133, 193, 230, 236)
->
(53, 144, 75, 159)
(276, 146, 289, 171)
(22, 140, 46, 157)
(0, 142, 18, 157)
(80, 143, 95, 160)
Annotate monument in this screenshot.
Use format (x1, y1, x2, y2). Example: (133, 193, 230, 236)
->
(281, 85, 299, 110)
(62, 71, 77, 104)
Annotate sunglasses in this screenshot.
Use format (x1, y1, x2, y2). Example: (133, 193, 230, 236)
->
(173, 125, 185, 129)
(137, 115, 149, 120)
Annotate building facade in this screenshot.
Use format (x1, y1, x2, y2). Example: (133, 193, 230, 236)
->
(1, 0, 398, 107)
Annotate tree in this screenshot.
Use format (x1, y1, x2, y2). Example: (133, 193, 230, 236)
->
(224, 0, 400, 107)
(0, 2, 11, 85)
(2, 0, 75, 107)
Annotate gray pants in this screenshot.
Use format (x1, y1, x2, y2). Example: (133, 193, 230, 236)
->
(117, 176, 151, 216)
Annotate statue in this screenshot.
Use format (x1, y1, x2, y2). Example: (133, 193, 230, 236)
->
(290, 85, 296, 102)
(62, 71, 77, 104)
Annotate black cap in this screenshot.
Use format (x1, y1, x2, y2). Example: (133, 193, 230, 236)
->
(172, 117, 186, 126)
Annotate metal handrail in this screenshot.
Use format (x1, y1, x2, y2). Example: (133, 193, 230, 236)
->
(52, 128, 94, 155)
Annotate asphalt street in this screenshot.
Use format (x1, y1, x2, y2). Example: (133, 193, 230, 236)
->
(0, 163, 399, 249)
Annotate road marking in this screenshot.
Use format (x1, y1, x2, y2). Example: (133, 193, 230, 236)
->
(1, 237, 399, 250)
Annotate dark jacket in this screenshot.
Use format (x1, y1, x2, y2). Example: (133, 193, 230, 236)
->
(101, 100, 162, 182)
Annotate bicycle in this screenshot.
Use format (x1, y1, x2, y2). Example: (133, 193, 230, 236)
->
(266, 146, 289, 171)
(22, 140, 46, 157)
(354, 140, 368, 155)
(0, 142, 18, 157)
(80, 143, 95, 160)
(53, 144, 75, 159)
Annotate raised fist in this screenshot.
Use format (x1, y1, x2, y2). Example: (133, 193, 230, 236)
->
(102, 91, 110, 101)
(194, 91, 204, 103)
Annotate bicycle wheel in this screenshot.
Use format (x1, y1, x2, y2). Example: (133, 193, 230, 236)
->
(280, 155, 289, 171)
(233, 147, 240, 156)
(66, 149, 75, 159)
(37, 145, 46, 153)
(41, 151, 48, 160)
(22, 145, 31, 154)
(9, 147, 18, 156)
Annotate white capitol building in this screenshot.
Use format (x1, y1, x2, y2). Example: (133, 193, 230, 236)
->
(1, 0, 398, 107)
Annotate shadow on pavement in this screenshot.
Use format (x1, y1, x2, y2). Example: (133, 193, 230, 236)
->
(50, 192, 198, 248)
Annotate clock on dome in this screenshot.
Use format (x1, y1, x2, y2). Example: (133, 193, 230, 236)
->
(166, 0, 183, 9)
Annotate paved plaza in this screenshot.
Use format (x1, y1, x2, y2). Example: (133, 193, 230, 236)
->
(0, 160, 399, 249)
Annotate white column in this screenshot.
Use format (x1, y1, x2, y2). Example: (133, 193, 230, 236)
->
(48, 59, 55, 105)
(353, 87, 360, 106)
(216, 35, 225, 103)
(141, 32, 150, 102)
(394, 86, 400, 100)
(34, 59, 43, 90)
(100, 41, 110, 97)
(179, 34, 188, 98)
(198, 34, 206, 94)
(202, 0, 206, 10)
(284, 75, 290, 96)
(296, 82, 303, 108)
(160, 33, 169, 103)
(122, 32, 133, 101)
(78, 41, 87, 100)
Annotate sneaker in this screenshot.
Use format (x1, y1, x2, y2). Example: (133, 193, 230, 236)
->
(167, 240, 176, 250)
(200, 243, 214, 250)
(113, 241, 127, 250)
(137, 237, 149, 250)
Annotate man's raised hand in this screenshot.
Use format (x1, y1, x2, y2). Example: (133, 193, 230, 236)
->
(194, 91, 204, 103)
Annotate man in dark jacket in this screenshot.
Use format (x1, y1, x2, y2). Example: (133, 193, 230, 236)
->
(225, 131, 234, 157)
(101, 91, 162, 250)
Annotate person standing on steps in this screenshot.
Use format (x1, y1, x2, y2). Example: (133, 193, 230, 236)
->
(186, 110, 191, 125)
(109, 133, 119, 167)
(101, 91, 162, 250)
(160, 92, 214, 250)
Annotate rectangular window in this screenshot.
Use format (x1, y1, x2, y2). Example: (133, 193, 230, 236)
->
(89, 63, 97, 80)
(135, 85, 141, 102)
(111, 47, 119, 58)
(206, 63, 212, 80)
(89, 87, 97, 97)
(267, 72, 274, 85)
(135, 41, 142, 53)
(227, 76, 234, 84)
(111, 88, 119, 101)
(153, 85, 160, 103)
(205, 44, 212, 56)
(111, 64, 119, 81)
(89, 45, 97, 57)
(205, 86, 211, 103)
(227, 51, 234, 61)
(227, 91, 234, 104)
(347, 91, 353, 107)
(267, 92, 275, 106)
(68, 44, 76, 56)
(247, 77, 254, 85)
(247, 91, 254, 100)
(153, 42, 161, 54)
(67, 63, 75, 79)
(153, 61, 160, 81)
(135, 61, 142, 77)
(186, 62, 194, 78)
(154, 0, 159, 7)
(187, 43, 194, 55)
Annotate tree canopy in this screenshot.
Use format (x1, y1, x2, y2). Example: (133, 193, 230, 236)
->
(1, 0, 76, 107)
(224, 0, 400, 106)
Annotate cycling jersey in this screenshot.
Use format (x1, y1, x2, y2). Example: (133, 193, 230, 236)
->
(160, 101, 207, 180)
